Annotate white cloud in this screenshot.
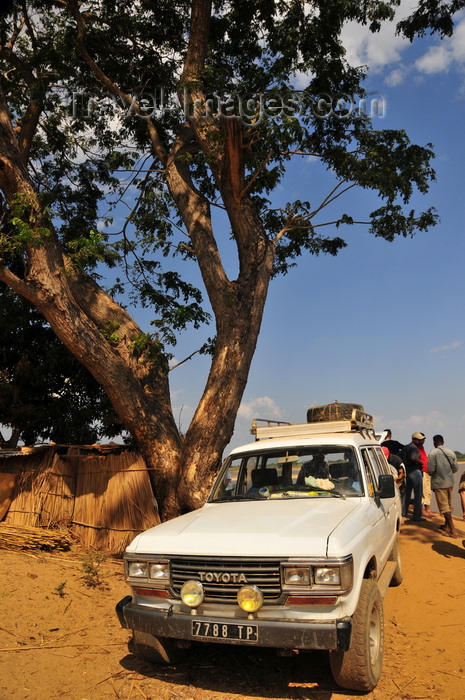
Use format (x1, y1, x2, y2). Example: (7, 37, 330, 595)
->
(238, 396, 283, 421)
(341, 1, 418, 73)
(341, 20, 408, 74)
(414, 17, 465, 76)
(385, 65, 409, 87)
(429, 340, 462, 353)
(295, 6, 465, 90)
(341, 6, 465, 86)
(415, 44, 453, 74)
(386, 411, 445, 438)
(453, 17, 465, 61)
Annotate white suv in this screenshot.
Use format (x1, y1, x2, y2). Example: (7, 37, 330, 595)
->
(116, 406, 402, 692)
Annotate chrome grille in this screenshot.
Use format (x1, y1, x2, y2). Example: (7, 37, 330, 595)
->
(170, 556, 282, 602)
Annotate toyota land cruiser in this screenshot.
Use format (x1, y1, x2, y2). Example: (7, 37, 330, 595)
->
(116, 403, 403, 691)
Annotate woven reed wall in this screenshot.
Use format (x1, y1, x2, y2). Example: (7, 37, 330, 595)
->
(2, 446, 159, 553)
(3, 448, 59, 527)
(71, 449, 159, 552)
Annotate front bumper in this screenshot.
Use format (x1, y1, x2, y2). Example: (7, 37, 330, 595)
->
(116, 596, 351, 652)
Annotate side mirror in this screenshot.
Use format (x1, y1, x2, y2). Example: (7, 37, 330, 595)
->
(377, 473, 395, 500)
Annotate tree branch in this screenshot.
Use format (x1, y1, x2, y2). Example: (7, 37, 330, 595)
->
(241, 149, 273, 199)
(66, 0, 167, 164)
(0, 264, 34, 300)
(310, 181, 357, 217)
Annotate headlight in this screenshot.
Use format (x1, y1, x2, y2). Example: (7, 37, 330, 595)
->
(314, 562, 353, 590)
(237, 586, 263, 613)
(314, 567, 341, 585)
(181, 580, 204, 607)
(282, 557, 353, 593)
(127, 561, 148, 578)
(283, 566, 311, 586)
(149, 562, 170, 583)
(126, 559, 170, 584)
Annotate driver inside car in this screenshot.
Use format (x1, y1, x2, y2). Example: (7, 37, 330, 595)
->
(296, 452, 330, 485)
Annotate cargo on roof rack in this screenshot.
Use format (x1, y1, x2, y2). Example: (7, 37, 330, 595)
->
(307, 402, 365, 424)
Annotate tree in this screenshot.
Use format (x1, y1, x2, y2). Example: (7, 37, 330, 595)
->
(0, 1, 437, 520)
(396, 0, 465, 40)
(0, 285, 124, 448)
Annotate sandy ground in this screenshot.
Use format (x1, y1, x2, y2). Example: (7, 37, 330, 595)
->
(0, 512, 464, 700)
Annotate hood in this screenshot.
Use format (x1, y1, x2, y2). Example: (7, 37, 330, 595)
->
(126, 498, 362, 558)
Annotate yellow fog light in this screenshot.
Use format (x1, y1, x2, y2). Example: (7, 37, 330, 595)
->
(237, 585, 264, 613)
(180, 580, 205, 608)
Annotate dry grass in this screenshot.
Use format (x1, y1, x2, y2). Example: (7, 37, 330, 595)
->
(0, 522, 71, 550)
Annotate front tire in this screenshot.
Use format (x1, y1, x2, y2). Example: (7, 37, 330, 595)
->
(132, 630, 188, 665)
(329, 580, 384, 692)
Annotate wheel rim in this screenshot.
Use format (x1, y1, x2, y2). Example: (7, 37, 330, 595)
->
(369, 603, 381, 667)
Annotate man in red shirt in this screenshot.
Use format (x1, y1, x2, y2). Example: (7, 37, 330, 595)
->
(419, 440, 434, 518)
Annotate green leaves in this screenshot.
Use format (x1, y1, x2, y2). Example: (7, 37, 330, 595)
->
(369, 205, 439, 240)
(0, 193, 50, 256)
(99, 320, 121, 346)
(67, 229, 115, 269)
(396, 0, 465, 40)
(0, 287, 124, 446)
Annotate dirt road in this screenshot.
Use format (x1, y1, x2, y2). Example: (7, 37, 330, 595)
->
(1, 513, 464, 700)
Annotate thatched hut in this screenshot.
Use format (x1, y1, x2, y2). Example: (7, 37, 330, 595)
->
(0, 444, 159, 553)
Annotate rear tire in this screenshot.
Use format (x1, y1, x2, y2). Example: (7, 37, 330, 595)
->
(132, 630, 188, 665)
(329, 580, 384, 692)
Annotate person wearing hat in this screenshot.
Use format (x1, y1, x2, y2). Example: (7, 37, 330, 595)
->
(401, 432, 426, 521)
(427, 435, 458, 538)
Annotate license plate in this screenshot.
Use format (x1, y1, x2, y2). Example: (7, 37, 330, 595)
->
(191, 620, 258, 641)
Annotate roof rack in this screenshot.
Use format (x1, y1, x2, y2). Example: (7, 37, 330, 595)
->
(251, 409, 374, 441)
(250, 418, 291, 433)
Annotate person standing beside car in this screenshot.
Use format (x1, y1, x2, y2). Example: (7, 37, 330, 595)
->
(458, 470, 465, 521)
(419, 439, 434, 518)
(381, 429, 404, 457)
(402, 432, 426, 521)
(383, 446, 406, 499)
(381, 428, 404, 456)
(428, 434, 458, 538)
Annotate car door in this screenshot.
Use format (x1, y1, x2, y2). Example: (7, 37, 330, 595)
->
(360, 447, 394, 569)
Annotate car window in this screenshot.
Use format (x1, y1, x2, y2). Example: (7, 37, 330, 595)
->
(361, 448, 379, 497)
(210, 446, 364, 501)
(373, 446, 391, 475)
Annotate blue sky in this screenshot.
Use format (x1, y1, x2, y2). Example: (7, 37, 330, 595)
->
(165, 4, 465, 455)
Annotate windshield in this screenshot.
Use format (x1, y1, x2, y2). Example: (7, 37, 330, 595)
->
(209, 446, 364, 502)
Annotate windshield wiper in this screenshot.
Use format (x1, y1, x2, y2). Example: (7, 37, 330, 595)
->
(211, 494, 262, 503)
